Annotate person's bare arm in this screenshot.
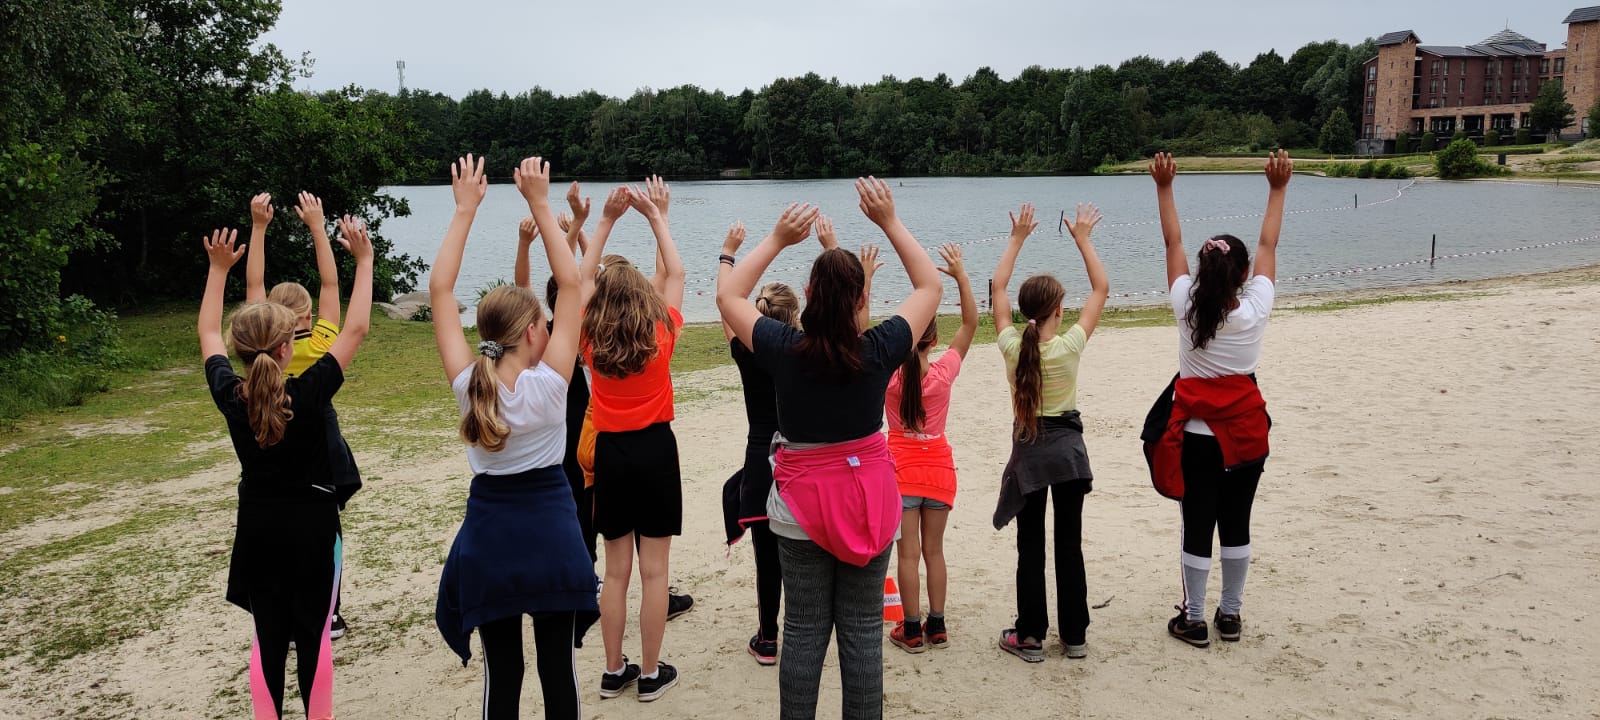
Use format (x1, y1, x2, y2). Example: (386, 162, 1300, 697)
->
(513, 216, 538, 289)
(294, 193, 341, 327)
(718, 204, 817, 349)
(429, 155, 489, 382)
(198, 229, 245, 359)
(858, 178, 941, 335)
(1255, 149, 1292, 283)
(1065, 203, 1109, 339)
(632, 179, 685, 311)
(324, 217, 373, 370)
(856, 243, 883, 332)
(514, 157, 580, 382)
(580, 187, 631, 307)
(936, 244, 978, 358)
(991, 203, 1037, 330)
(245, 194, 272, 304)
(1149, 152, 1189, 288)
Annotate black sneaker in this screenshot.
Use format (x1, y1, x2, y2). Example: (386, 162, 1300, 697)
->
(1214, 609, 1242, 642)
(329, 614, 347, 640)
(637, 662, 679, 702)
(598, 658, 642, 699)
(1168, 606, 1210, 648)
(667, 588, 694, 621)
(748, 633, 778, 666)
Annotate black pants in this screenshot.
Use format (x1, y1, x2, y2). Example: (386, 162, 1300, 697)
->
(1179, 432, 1263, 557)
(478, 612, 580, 720)
(1015, 483, 1089, 644)
(750, 520, 783, 641)
(564, 471, 598, 564)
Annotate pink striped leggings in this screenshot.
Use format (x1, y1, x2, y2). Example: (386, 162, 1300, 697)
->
(248, 534, 342, 719)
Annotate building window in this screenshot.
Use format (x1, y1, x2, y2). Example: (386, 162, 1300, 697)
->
(1555, 58, 1565, 74)
(1430, 79, 1441, 94)
(1460, 78, 1466, 93)
(1429, 97, 1440, 108)
(1542, 58, 1551, 74)
(1514, 60, 1524, 75)
(1368, 66, 1377, 80)
(1366, 101, 1375, 116)
(1458, 99, 1464, 107)
(1460, 60, 1466, 75)
(1367, 82, 1376, 98)
(1364, 123, 1373, 138)
(1431, 60, 1441, 76)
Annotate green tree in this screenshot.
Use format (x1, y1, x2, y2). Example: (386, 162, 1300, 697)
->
(1590, 98, 1600, 138)
(1436, 138, 1497, 179)
(1529, 80, 1576, 136)
(1318, 107, 1355, 153)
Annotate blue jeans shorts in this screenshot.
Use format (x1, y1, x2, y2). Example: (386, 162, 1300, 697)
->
(901, 495, 950, 511)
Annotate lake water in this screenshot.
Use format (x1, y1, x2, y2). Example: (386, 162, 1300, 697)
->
(380, 175, 1600, 323)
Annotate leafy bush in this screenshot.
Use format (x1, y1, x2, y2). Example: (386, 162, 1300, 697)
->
(410, 304, 433, 322)
(1586, 99, 1599, 139)
(1421, 132, 1437, 150)
(1452, 130, 1469, 143)
(1436, 138, 1504, 179)
(1485, 129, 1500, 147)
(1393, 132, 1410, 153)
(476, 279, 510, 301)
(1318, 108, 1355, 154)
(1374, 161, 1411, 179)
(1516, 127, 1533, 145)
(1356, 160, 1375, 178)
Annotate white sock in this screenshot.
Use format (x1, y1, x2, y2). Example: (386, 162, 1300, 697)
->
(1219, 544, 1252, 616)
(641, 669, 659, 680)
(1182, 552, 1211, 623)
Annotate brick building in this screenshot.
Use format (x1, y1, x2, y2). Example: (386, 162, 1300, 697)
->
(1359, 6, 1599, 152)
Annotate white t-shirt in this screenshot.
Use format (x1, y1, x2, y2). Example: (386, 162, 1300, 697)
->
(451, 362, 568, 475)
(1170, 274, 1274, 435)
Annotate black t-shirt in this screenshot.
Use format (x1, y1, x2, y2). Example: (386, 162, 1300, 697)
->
(207, 353, 343, 501)
(731, 338, 779, 448)
(751, 315, 913, 444)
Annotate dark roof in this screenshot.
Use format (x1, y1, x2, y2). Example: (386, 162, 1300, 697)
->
(1564, 6, 1600, 23)
(1377, 30, 1420, 46)
(1465, 43, 1546, 57)
(1478, 29, 1545, 51)
(1419, 45, 1486, 57)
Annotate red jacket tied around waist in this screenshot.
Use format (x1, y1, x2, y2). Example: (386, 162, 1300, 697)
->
(1144, 374, 1270, 501)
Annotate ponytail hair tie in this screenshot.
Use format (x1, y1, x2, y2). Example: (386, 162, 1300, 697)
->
(1026, 318, 1038, 326)
(1203, 237, 1231, 255)
(477, 340, 504, 359)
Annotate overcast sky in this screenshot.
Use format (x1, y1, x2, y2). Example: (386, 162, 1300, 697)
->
(260, 0, 1589, 98)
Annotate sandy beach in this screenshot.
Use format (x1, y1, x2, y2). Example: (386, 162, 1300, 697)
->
(3, 267, 1598, 719)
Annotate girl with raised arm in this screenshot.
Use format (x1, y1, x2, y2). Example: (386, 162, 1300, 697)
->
(716, 178, 942, 720)
(884, 243, 978, 654)
(199, 214, 373, 720)
(717, 220, 801, 667)
(990, 202, 1108, 663)
(583, 178, 688, 703)
(1144, 151, 1285, 649)
(431, 156, 596, 720)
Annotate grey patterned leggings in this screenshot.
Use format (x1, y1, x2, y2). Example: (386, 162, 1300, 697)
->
(777, 537, 892, 720)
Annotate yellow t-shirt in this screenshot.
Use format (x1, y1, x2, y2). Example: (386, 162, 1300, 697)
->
(998, 323, 1088, 415)
(287, 318, 339, 378)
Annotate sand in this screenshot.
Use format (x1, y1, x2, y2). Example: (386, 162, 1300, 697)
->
(5, 269, 1599, 719)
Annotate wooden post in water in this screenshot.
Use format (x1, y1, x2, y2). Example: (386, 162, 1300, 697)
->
(1354, 193, 1358, 209)
(1430, 234, 1436, 267)
(1058, 210, 1065, 234)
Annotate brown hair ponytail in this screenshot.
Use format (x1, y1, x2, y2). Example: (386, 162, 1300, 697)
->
(755, 282, 800, 327)
(797, 248, 866, 382)
(227, 302, 299, 447)
(1186, 234, 1250, 350)
(1011, 275, 1065, 443)
(461, 284, 543, 452)
(897, 319, 939, 432)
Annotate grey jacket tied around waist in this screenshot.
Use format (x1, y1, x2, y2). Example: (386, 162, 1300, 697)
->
(993, 411, 1094, 529)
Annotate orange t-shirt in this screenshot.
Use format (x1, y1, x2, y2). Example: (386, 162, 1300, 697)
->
(584, 306, 683, 432)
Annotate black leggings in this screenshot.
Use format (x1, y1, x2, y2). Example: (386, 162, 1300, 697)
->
(1179, 432, 1263, 557)
(750, 520, 783, 641)
(1015, 483, 1089, 645)
(478, 612, 580, 720)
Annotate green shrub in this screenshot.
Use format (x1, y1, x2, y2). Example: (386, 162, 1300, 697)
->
(410, 304, 433, 322)
(1393, 132, 1410, 153)
(1452, 129, 1469, 143)
(1356, 160, 1375, 178)
(1421, 132, 1437, 150)
(1436, 138, 1504, 179)
(1590, 99, 1600, 138)
(1516, 127, 1532, 145)
(1485, 129, 1500, 147)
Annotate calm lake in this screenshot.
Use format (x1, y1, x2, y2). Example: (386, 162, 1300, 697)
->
(380, 175, 1600, 323)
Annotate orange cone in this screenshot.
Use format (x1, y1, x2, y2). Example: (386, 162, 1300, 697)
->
(883, 577, 904, 623)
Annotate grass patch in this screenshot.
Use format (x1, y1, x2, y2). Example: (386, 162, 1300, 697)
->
(1286, 292, 1480, 313)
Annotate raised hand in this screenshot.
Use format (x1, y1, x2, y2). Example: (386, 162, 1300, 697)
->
(646, 175, 670, 218)
(722, 221, 747, 256)
(1265, 149, 1293, 190)
(855, 177, 896, 227)
(1009, 202, 1039, 240)
(250, 193, 274, 227)
(451, 154, 488, 210)
(204, 228, 244, 269)
(557, 212, 573, 233)
(626, 185, 662, 220)
(513, 156, 552, 206)
(1149, 152, 1177, 188)
(773, 203, 819, 246)
(815, 214, 838, 249)
(935, 243, 966, 278)
(1066, 203, 1103, 244)
(566, 181, 591, 226)
(336, 216, 373, 262)
(293, 192, 324, 229)
(518, 216, 538, 244)
(600, 185, 631, 222)
(858, 243, 884, 281)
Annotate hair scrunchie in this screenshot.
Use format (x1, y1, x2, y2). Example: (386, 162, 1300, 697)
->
(1026, 318, 1038, 326)
(477, 340, 504, 359)
(1203, 237, 1231, 255)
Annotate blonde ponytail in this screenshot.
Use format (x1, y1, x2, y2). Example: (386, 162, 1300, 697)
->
(227, 302, 299, 448)
(460, 354, 510, 452)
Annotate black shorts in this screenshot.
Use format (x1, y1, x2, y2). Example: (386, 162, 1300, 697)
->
(592, 422, 683, 540)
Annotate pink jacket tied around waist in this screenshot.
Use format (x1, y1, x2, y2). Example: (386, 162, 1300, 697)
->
(772, 433, 900, 567)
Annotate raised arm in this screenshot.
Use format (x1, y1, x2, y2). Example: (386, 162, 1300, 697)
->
(1066, 203, 1109, 339)
(935, 243, 979, 358)
(1256, 149, 1292, 283)
(633, 177, 685, 311)
(564, 182, 592, 260)
(856, 243, 883, 332)
(245, 194, 272, 304)
(858, 177, 940, 335)
(294, 192, 341, 327)
(579, 186, 630, 306)
(198, 229, 245, 359)
(324, 217, 374, 370)
(429, 155, 489, 381)
(717, 204, 817, 349)
(718, 222, 748, 342)
(1149, 152, 1189, 288)
(515, 157, 581, 382)
(513, 216, 538, 289)
(991, 203, 1037, 331)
